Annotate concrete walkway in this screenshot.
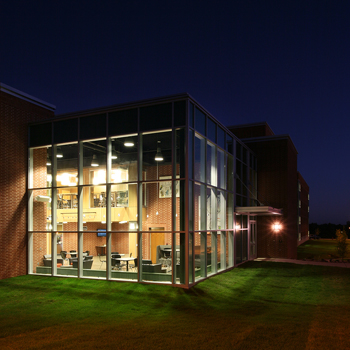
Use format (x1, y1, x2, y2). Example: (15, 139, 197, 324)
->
(254, 257, 350, 268)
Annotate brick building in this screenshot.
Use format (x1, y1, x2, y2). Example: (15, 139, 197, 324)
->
(1, 84, 308, 287)
(0, 83, 55, 279)
(228, 122, 309, 259)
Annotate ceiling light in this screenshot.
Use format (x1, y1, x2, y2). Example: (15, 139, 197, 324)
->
(56, 147, 63, 158)
(111, 147, 118, 159)
(91, 154, 99, 167)
(155, 141, 163, 161)
(124, 139, 134, 147)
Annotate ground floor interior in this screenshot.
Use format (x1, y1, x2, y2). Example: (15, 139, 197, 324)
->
(30, 214, 257, 287)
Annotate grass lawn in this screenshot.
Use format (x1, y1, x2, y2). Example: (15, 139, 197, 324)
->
(297, 239, 350, 260)
(1, 261, 350, 349)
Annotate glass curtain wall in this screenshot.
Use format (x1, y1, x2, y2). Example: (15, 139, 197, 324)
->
(29, 97, 249, 287)
(190, 104, 234, 282)
(29, 101, 188, 286)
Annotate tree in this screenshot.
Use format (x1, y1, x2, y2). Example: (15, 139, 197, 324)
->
(335, 227, 348, 261)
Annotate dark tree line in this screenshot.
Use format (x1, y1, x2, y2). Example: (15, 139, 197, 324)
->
(309, 222, 350, 239)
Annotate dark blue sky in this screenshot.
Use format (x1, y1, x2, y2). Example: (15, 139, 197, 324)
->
(1, 1, 349, 224)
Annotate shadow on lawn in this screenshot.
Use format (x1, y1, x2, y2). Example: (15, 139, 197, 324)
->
(242, 260, 350, 277)
(2, 261, 349, 317)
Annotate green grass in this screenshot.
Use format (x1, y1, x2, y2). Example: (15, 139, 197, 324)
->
(297, 239, 350, 260)
(1, 262, 350, 349)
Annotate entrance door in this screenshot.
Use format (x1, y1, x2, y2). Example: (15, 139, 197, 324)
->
(250, 221, 257, 259)
(149, 227, 164, 264)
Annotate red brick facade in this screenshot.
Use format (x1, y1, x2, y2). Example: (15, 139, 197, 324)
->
(229, 123, 309, 259)
(0, 89, 54, 279)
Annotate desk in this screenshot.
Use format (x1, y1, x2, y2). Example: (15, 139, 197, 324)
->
(96, 246, 106, 256)
(115, 257, 135, 271)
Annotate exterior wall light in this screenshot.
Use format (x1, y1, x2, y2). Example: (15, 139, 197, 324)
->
(272, 223, 282, 232)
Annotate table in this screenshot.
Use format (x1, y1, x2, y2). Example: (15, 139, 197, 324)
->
(115, 257, 135, 271)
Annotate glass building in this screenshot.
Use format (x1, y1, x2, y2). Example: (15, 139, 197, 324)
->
(28, 94, 259, 288)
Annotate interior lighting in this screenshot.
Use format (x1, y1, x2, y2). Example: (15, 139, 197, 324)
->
(93, 170, 106, 185)
(59, 173, 76, 186)
(155, 141, 164, 161)
(129, 222, 138, 230)
(56, 147, 63, 158)
(124, 139, 134, 147)
(235, 224, 241, 230)
(91, 154, 99, 167)
(46, 154, 51, 166)
(111, 146, 118, 159)
(272, 223, 282, 232)
(111, 169, 122, 183)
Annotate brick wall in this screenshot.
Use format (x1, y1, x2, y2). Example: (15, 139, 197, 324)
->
(32, 148, 50, 270)
(244, 138, 299, 259)
(0, 91, 54, 279)
(142, 164, 174, 260)
(229, 123, 274, 139)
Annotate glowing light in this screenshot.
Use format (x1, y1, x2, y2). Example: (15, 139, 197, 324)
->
(272, 223, 282, 232)
(57, 173, 77, 186)
(124, 139, 134, 147)
(93, 170, 106, 185)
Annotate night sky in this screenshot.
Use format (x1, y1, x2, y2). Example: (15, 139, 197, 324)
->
(1, 1, 349, 224)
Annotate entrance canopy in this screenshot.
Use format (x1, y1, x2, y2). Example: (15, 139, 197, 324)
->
(235, 206, 282, 216)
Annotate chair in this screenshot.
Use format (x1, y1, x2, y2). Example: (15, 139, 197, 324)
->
(112, 254, 126, 270)
(60, 251, 68, 265)
(72, 259, 93, 269)
(70, 250, 77, 258)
